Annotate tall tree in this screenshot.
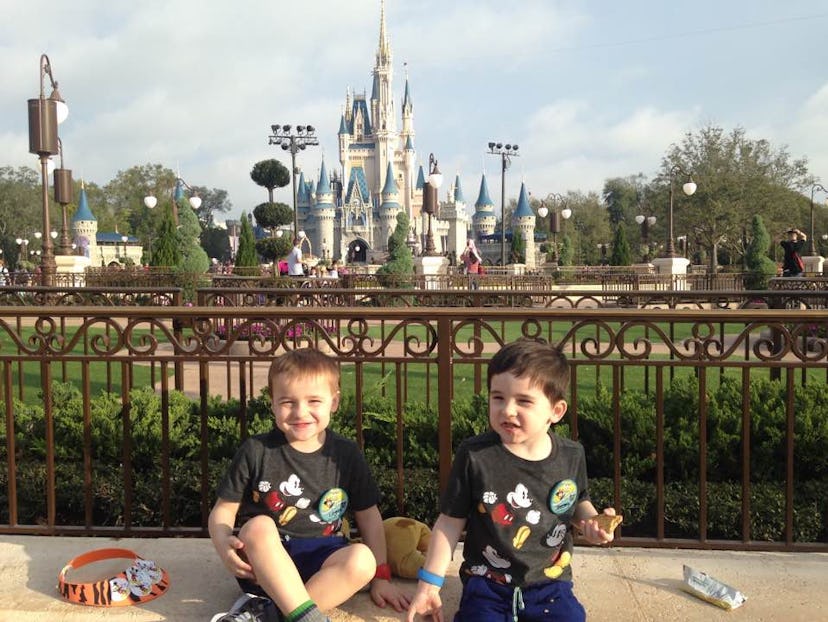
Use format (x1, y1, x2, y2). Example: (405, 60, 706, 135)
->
(658, 124, 811, 272)
(150, 204, 181, 267)
(603, 175, 646, 227)
(234, 213, 259, 275)
(250, 159, 290, 203)
(609, 224, 633, 266)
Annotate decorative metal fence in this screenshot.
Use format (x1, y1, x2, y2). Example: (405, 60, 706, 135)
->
(0, 289, 826, 552)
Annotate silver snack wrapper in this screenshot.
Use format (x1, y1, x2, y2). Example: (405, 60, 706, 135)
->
(682, 564, 747, 611)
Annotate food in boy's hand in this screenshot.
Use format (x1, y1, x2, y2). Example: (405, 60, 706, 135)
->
(590, 513, 622, 533)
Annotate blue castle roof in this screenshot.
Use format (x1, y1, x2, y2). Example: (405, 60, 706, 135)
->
(416, 165, 425, 190)
(513, 182, 534, 218)
(345, 167, 370, 204)
(475, 174, 494, 209)
(380, 161, 400, 209)
(454, 174, 465, 203)
(317, 160, 332, 195)
(72, 186, 96, 221)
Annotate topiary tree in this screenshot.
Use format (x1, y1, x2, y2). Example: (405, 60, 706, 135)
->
(375, 212, 414, 287)
(609, 225, 633, 266)
(234, 213, 260, 276)
(559, 234, 574, 267)
(256, 236, 292, 264)
(250, 159, 291, 203)
(177, 199, 210, 275)
(510, 230, 526, 264)
(744, 214, 778, 290)
(150, 203, 181, 267)
(252, 202, 293, 236)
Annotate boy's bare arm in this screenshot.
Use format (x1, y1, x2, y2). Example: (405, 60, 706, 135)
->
(353, 506, 411, 612)
(406, 514, 466, 622)
(208, 498, 254, 579)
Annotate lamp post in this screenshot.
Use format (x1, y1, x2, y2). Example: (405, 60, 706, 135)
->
(537, 193, 571, 264)
(421, 153, 444, 256)
(15, 238, 29, 272)
(53, 138, 74, 255)
(268, 124, 319, 239)
(635, 213, 657, 262)
(144, 176, 202, 227)
(28, 54, 68, 286)
(487, 142, 519, 266)
(808, 183, 826, 256)
(664, 165, 697, 258)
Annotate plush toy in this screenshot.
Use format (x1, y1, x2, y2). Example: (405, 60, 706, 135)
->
(383, 517, 431, 579)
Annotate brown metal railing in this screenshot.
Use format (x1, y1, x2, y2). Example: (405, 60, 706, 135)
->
(0, 300, 826, 551)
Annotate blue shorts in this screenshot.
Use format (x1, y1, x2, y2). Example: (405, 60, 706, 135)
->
(455, 577, 586, 622)
(237, 535, 349, 597)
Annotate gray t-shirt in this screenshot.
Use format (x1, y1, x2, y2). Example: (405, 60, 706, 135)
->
(217, 429, 379, 538)
(441, 430, 590, 586)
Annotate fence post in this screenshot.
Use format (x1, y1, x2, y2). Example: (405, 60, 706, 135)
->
(437, 315, 453, 493)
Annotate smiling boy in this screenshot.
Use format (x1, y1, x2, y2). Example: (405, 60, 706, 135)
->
(209, 348, 409, 622)
(407, 339, 617, 622)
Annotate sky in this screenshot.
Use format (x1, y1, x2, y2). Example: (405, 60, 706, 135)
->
(2, 0, 827, 224)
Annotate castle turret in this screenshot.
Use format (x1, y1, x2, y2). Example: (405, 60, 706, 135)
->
(511, 181, 537, 269)
(379, 161, 401, 252)
(313, 161, 336, 260)
(72, 182, 98, 261)
(473, 173, 497, 241)
(441, 174, 470, 259)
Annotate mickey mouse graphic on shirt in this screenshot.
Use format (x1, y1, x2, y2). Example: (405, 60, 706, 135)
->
(474, 478, 580, 584)
(251, 474, 312, 526)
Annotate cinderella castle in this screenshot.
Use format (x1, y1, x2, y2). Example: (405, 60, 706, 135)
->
(292, 0, 541, 269)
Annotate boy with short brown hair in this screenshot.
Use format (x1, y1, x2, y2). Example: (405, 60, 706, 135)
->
(407, 339, 618, 621)
(209, 348, 409, 622)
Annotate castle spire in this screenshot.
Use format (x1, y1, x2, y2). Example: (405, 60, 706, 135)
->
(378, 0, 390, 61)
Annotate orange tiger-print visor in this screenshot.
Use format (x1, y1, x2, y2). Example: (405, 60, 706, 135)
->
(58, 548, 169, 607)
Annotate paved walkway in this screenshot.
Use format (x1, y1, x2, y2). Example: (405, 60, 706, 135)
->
(1, 535, 826, 621)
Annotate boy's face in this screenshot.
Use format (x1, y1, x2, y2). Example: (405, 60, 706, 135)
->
(271, 371, 339, 452)
(489, 372, 567, 454)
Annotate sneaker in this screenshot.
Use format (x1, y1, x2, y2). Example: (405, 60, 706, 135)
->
(210, 593, 281, 622)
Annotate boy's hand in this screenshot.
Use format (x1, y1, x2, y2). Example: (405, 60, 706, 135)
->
(578, 508, 619, 545)
(407, 584, 443, 622)
(370, 578, 411, 612)
(218, 534, 255, 580)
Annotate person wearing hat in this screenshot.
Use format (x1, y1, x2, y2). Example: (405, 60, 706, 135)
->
(780, 228, 807, 277)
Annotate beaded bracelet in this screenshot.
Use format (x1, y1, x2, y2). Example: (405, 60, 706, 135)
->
(417, 567, 445, 588)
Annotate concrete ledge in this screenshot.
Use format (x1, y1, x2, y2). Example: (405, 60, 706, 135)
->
(1, 535, 826, 621)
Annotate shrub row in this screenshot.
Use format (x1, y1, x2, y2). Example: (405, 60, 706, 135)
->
(1, 377, 825, 543)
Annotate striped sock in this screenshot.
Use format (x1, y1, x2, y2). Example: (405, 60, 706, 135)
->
(284, 600, 328, 622)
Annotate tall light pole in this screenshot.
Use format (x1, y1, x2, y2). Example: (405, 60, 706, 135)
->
(537, 193, 571, 264)
(268, 124, 319, 239)
(421, 153, 444, 256)
(635, 213, 657, 262)
(808, 182, 826, 256)
(28, 54, 69, 286)
(664, 164, 697, 258)
(54, 138, 74, 255)
(487, 142, 519, 266)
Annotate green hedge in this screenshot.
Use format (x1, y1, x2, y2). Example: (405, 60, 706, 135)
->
(1, 377, 826, 544)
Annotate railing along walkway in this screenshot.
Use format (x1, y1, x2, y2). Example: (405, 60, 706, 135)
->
(1, 303, 825, 553)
